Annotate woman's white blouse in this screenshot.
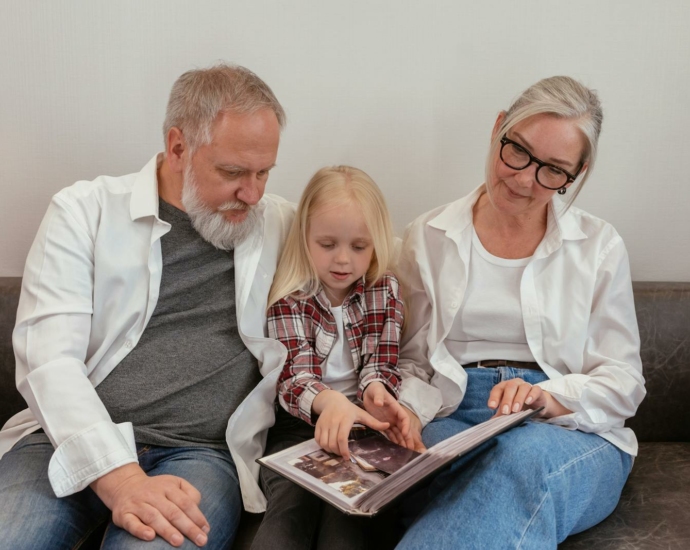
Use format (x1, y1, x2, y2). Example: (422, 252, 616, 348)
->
(398, 186, 646, 456)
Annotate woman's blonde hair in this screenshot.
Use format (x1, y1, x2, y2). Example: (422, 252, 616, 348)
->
(486, 76, 603, 208)
(268, 166, 396, 308)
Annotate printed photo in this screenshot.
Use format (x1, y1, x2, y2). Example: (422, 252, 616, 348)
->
(288, 449, 385, 499)
(348, 434, 420, 475)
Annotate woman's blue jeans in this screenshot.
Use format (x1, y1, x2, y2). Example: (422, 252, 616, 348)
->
(397, 367, 632, 550)
(0, 434, 242, 550)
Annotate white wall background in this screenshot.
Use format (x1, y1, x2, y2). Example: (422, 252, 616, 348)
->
(1, 1, 689, 281)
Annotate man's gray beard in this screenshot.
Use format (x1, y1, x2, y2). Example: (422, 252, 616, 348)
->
(180, 165, 260, 250)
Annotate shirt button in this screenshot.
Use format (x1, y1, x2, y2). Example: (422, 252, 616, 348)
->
(125, 341, 133, 349)
(450, 301, 459, 309)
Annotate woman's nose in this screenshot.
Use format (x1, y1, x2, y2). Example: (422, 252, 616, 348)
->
(514, 162, 538, 187)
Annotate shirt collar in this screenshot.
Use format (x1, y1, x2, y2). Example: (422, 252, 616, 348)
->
(427, 184, 484, 242)
(313, 277, 366, 310)
(129, 153, 164, 221)
(426, 183, 588, 256)
(535, 197, 588, 258)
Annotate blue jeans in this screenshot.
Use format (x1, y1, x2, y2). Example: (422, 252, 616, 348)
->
(397, 367, 633, 550)
(0, 433, 242, 550)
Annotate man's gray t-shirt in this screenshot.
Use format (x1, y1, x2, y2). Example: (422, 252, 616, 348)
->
(96, 199, 261, 449)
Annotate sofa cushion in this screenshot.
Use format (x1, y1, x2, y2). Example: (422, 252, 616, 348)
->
(626, 283, 690, 442)
(560, 441, 690, 548)
(0, 278, 24, 429)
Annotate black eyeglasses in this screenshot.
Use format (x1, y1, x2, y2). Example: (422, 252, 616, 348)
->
(499, 135, 581, 191)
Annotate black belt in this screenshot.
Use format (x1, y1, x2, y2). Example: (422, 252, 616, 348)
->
(463, 360, 542, 371)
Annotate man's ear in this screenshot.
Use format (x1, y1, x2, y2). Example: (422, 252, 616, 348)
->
(166, 127, 187, 174)
(491, 111, 507, 142)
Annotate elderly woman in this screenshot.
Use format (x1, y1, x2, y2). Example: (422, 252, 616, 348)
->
(394, 76, 646, 548)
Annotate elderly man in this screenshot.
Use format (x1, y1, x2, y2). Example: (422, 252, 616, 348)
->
(0, 64, 294, 549)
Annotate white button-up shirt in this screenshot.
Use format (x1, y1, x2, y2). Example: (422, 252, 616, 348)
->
(398, 186, 646, 456)
(0, 155, 294, 512)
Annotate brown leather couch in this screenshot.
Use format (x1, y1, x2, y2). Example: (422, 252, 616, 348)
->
(1, 277, 689, 548)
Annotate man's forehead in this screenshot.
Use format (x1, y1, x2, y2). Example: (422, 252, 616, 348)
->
(196, 127, 276, 170)
(204, 111, 279, 160)
(211, 108, 281, 140)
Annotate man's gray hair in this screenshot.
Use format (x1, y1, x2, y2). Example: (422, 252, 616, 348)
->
(163, 63, 286, 152)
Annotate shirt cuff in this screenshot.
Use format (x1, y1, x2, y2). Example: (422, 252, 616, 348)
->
(48, 420, 138, 497)
(286, 381, 329, 426)
(397, 377, 443, 428)
(536, 376, 608, 426)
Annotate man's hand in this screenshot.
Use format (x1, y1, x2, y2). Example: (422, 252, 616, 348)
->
(90, 463, 210, 547)
(312, 390, 390, 460)
(362, 382, 415, 450)
(488, 378, 573, 419)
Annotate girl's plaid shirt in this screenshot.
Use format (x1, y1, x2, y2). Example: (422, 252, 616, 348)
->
(268, 272, 404, 425)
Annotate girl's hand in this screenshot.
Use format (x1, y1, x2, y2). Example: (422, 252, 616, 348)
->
(312, 390, 390, 459)
(488, 378, 573, 419)
(385, 404, 426, 453)
(363, 382, 416, 451)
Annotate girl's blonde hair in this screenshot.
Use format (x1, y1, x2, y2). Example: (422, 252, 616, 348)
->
(268, 166, 396, 308)
(486, 76, 603, 209)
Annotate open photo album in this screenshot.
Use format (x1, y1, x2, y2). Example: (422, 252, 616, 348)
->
(257, 408, 540, 517)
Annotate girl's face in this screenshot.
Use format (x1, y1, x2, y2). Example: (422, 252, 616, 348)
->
(307, 199, 374, 307)
(489, 113, 586, 217)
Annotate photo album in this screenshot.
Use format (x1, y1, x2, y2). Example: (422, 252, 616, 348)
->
(258, 408, 540, 516)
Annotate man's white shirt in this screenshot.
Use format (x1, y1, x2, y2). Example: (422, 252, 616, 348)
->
(1, 154, 294, 512)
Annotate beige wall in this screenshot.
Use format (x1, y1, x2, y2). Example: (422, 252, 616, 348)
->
(1, 1, 688, 280)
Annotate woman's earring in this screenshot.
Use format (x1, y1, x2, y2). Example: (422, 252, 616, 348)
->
(558, 188, 567, 195)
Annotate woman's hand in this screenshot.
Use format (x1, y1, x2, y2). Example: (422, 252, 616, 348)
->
(362, 382, 415, 450)
(312, 390, 390, 459)
(488, 378, 573, 419)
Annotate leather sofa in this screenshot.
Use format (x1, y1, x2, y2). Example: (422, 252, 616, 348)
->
(1, 277, 689, 548)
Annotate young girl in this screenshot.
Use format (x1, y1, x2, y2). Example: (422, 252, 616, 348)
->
(250, 166, 412, 550)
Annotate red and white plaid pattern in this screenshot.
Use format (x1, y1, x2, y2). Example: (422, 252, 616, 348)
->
(269, 272, 404, 425)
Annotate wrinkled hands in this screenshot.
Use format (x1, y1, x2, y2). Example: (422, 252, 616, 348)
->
(362, 381, 418, 452)
(488, 378, 573, 419)
(90, 463, 209, 547)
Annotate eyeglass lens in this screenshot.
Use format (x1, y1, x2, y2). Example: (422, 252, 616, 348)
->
(501, 142, 568, 189)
